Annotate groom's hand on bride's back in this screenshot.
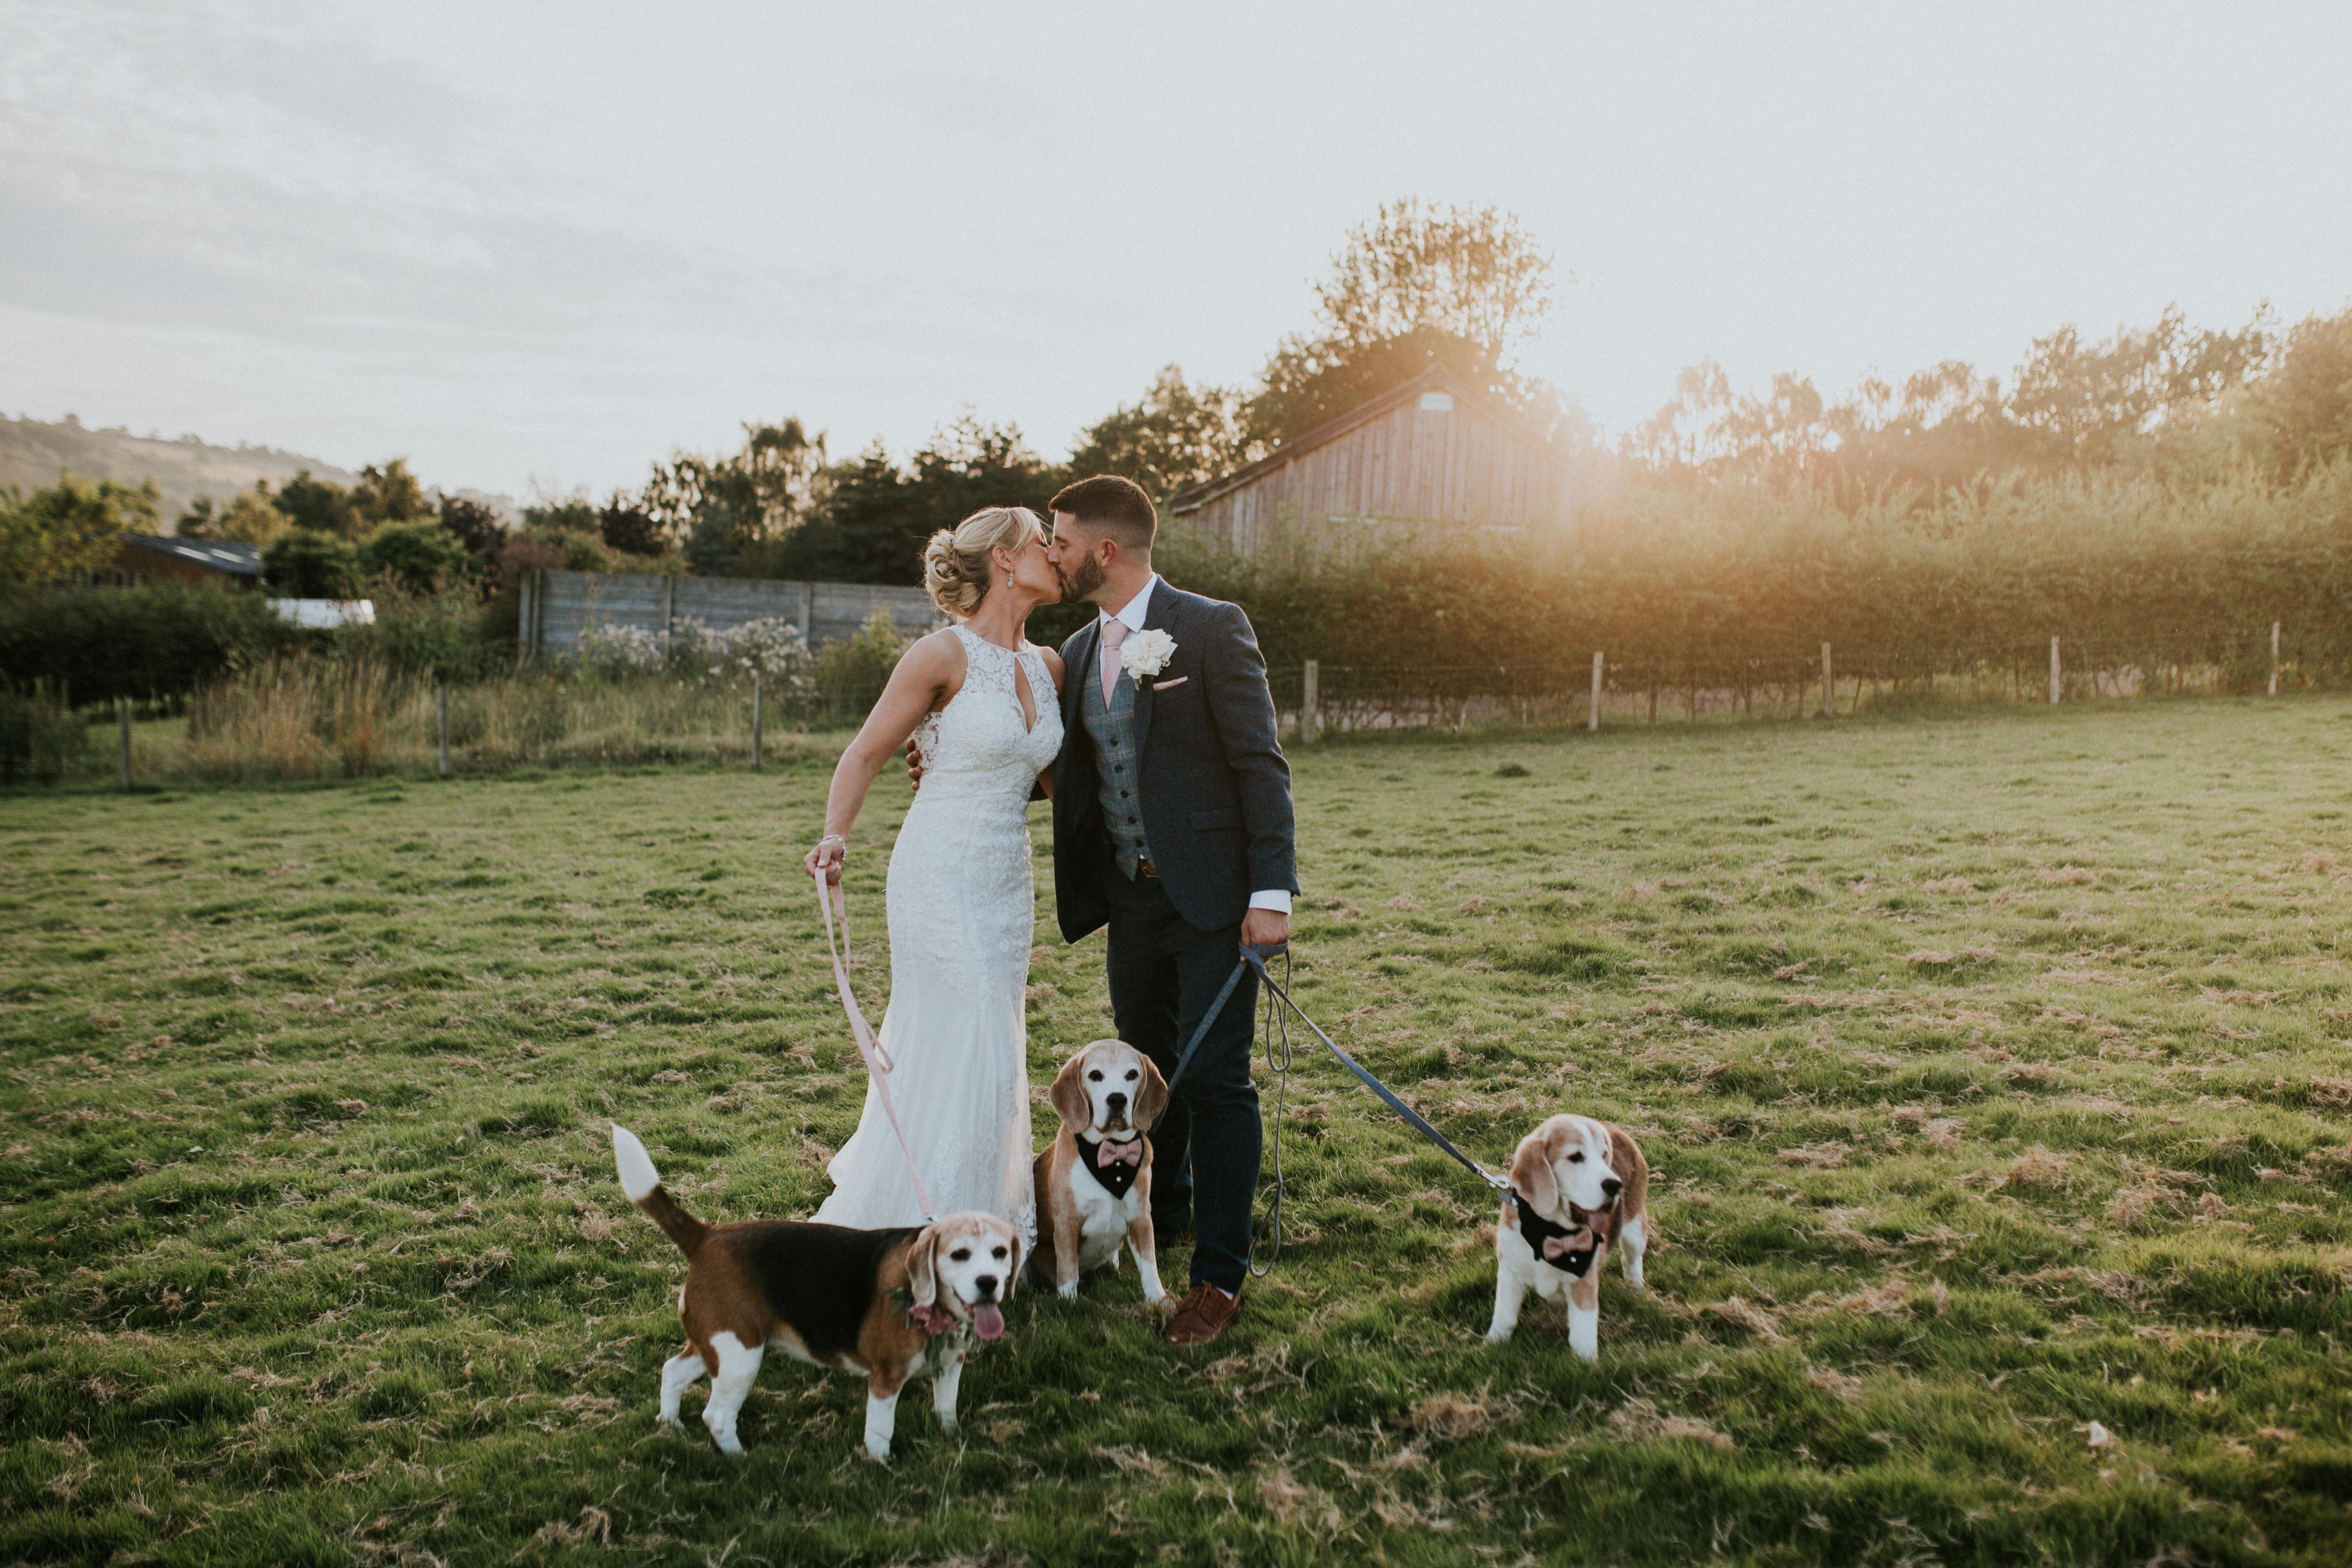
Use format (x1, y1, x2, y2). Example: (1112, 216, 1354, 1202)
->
(904, 737, 925, 790)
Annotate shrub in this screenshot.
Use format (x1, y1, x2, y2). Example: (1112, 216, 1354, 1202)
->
(569, 615, 813, 714)
(356, 521, 476, 595)
(263, 531, 362, 598)
(1158, 459, 2352, 684)
(339, 581, 504, 684)
(0, 582, 300, 705)
(814, 606, 906, 713)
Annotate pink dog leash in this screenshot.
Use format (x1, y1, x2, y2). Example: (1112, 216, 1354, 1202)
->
(812, 866, 937, 1222)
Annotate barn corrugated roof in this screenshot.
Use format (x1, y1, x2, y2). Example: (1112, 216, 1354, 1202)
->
(1165, 361, 1571, 517)
(124, 534, 263, 577)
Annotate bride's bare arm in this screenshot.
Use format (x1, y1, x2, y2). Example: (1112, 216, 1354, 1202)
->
(804, 631, 962, 885)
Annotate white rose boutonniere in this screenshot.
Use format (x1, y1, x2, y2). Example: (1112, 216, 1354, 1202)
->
(1120, 628, 1177, 684)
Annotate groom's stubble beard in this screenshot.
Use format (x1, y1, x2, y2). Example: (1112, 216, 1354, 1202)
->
(1056, 550, 1105, 605)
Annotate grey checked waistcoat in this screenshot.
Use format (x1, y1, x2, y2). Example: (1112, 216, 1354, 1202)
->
(1081, 642, 1154, 878)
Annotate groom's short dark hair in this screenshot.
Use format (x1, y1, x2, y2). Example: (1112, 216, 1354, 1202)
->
(1049, 475, 1156, 556)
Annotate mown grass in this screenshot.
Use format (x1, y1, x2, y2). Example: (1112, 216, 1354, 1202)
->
(5, 696, 2352, 1566)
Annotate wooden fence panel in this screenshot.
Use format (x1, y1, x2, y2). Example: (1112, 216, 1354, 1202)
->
(525, 571, 942, 658)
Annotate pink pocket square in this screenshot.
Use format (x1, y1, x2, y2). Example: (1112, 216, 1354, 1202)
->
(1152, 676, 1188, 690)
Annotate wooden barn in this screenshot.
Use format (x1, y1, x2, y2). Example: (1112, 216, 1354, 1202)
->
(1165, 363, 1575, 556)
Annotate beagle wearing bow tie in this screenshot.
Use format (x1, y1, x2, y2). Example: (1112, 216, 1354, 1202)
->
(1486, 1114, 1649, 1359)
(1028, 1040, 1170, 1303)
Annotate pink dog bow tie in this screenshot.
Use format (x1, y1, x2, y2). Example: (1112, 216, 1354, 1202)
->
(1098, 1138, 1143, 1168)
(907, 1304, 959, 1335)
(1541, 1230, 1596, 1263)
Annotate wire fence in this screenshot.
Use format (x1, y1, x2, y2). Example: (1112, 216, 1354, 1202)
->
(1267, 627, 2312, 737)
(17, 622, 2328, 790)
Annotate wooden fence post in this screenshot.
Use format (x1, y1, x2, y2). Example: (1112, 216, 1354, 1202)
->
(1820, 643, 1834, 718)
(517, 572, 536, 663)
(751, 672, 764, 771)
(2049, 636, 2062, 705)
(1589, 651, 1603, 733)
(117, 698, 132, 792)
(2271, 620, 2281, 696)
(660, 576, 677, 650)
(1302, 660, 1320, 744)
(437, 681, 450, 778)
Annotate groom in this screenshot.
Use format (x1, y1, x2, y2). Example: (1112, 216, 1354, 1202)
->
(1045, 475, 1297, 1347)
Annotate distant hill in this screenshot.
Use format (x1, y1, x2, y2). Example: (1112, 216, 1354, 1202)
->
(0, 413, 361, 531)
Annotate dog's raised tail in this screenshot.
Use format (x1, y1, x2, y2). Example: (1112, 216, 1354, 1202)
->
(611, 1124, 708, 1256)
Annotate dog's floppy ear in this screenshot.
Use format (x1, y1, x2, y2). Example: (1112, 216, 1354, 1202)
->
(1510, 1127, 1559, 1215)
(1049, 1050, 1093, 1134)
(1131, 1050, 1169, 1133)
(906, 1224, 940, 1309)
(1002, 1221, 1022, 1300)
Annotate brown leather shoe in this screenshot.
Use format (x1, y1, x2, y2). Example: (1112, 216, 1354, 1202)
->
(1165, 1282, 1240, 1346)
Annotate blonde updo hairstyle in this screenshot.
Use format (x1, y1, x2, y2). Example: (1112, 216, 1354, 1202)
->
(921, 505, 1044, 619)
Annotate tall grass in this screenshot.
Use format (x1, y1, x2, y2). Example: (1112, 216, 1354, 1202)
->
(168, 659, 831, 780)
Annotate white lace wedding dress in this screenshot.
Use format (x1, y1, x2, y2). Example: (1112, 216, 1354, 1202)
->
(813, 625, 1061, 1247)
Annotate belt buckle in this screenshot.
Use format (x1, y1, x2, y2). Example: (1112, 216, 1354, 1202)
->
(1137, 859, 1159, 879)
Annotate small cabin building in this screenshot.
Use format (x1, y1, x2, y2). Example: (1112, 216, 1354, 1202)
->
(110, 534, 263, 588)
(1165, 364, 1575, 557)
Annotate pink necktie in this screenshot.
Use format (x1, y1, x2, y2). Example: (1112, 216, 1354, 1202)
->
(1099, 618, 1128, 706)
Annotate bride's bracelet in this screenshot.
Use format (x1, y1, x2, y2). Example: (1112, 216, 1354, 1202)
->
(815, 834, 846, 852)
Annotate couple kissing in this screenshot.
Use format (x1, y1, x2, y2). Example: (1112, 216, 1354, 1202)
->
(801, 475, 1298, 1347)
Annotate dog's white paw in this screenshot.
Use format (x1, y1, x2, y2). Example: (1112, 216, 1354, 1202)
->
(1484, 1327, 1514, 1345)
(1057, 1282, 1079, 1301)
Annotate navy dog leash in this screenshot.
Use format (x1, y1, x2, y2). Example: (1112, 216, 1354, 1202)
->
(1167, 941, 1512, 1197)
(1166, 941, 1607, 1277)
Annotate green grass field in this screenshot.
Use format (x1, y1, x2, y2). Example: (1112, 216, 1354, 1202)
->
(6, 696, 2351, 1566)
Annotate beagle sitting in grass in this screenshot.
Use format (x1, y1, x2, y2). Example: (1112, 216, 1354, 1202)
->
(1486, 1113, 1649, 1360)
(1027, 1039, 1169, 1304)
(611, 1124, 1019, 1461)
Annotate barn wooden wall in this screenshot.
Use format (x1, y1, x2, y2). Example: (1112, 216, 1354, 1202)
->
(1175, 398, 1571, 555)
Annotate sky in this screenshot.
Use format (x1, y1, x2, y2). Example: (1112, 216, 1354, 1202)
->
(3, 0, 2348, 500)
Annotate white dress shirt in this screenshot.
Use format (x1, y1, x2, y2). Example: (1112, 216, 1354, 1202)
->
(1101, 575, 1291, 918)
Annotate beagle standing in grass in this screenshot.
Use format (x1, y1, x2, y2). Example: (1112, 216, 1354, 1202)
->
(1486, 1114, 1649, 1360)
(1028, 1039, 1170, 1303)
(611, 1125, 1019, 1461)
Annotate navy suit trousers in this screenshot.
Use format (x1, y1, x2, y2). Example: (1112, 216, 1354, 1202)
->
(1102, 865, 1261, 1294)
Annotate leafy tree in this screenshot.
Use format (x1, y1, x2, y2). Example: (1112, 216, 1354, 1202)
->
(2242, 305, 2352, 478)
(357, 520, 475, 594)
(768, 442, 908, 582)
(273, 470, 356, 536)
(181, 480, 289, 546)
(598, 498, 666, 557)
(1242, 201, 1566, 452)
(351, 459, 429, 525)
(263, 529, 362, 597)
(1064, 365, 1247, 501)
(436, 494, 506, 558)
(2006, 306, 2270, 467)
(520, 496, 600, 534)
(0, 472, 160, 584)
(641, 420, 827, 576)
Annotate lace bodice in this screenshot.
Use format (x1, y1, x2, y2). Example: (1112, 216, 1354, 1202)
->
(909, 627, 1063, 799)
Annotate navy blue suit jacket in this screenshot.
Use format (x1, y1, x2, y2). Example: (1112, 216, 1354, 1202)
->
(1052, 581, 1298, 941)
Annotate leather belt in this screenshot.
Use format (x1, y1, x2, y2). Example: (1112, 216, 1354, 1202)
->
(1137, 858, 1160, 879)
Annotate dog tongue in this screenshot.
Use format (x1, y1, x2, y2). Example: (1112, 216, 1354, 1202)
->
(1587, 1210, 1613, 1240)
(971, 1302, 1005, 1341)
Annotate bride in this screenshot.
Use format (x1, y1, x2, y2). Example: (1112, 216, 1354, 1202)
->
(802, 505, 1064, 1246)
